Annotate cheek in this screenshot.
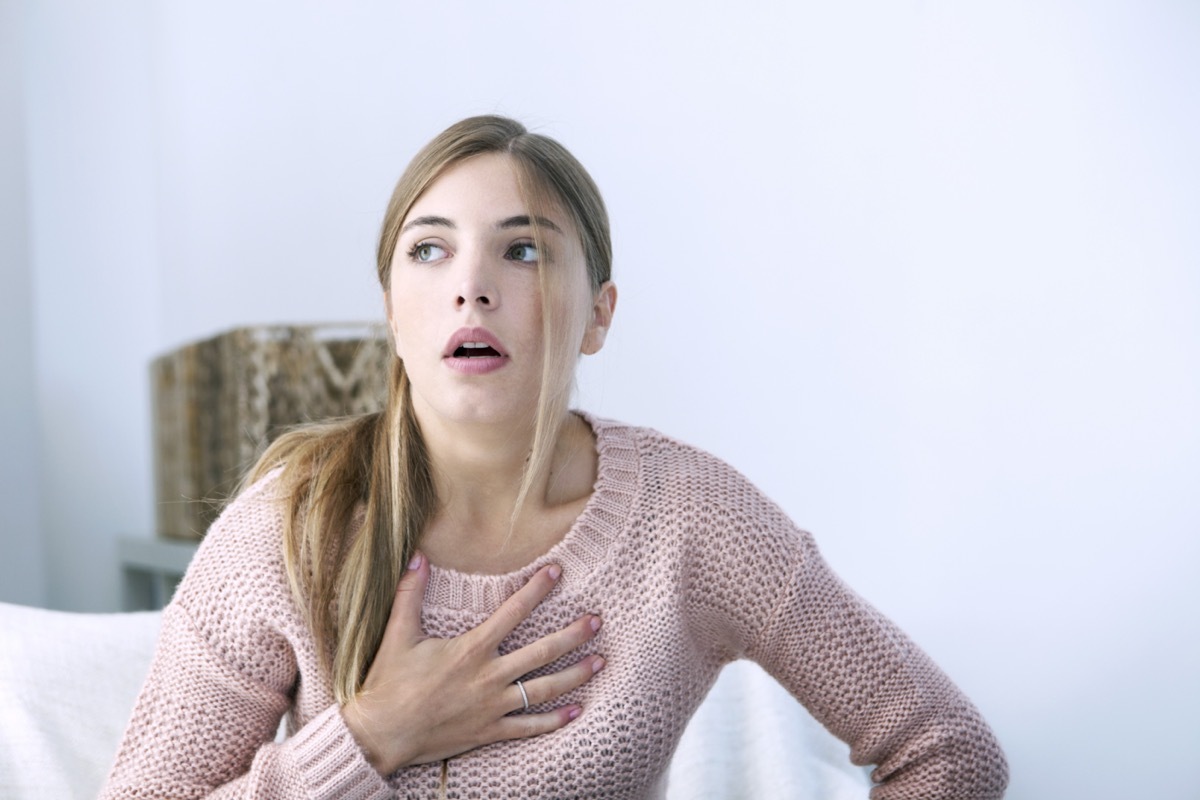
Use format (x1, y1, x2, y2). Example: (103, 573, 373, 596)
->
(386, 271, 426, 355)
(384, 291, 401, 343)
(386, 295, 418, 360)
(502, 272, 544, 332)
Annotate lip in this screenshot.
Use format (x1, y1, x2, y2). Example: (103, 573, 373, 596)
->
(442, 326, 509, 375)
(443, 326, 508, 358)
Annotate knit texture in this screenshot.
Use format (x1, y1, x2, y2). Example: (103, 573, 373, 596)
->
(102, 414, 1008, 799)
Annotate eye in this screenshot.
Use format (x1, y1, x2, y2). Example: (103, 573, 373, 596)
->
(408, 242, 447, 263)
(506, 242, 539, 264)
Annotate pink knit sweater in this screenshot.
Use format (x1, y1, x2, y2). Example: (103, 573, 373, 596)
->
(103, 415, 1008, 799)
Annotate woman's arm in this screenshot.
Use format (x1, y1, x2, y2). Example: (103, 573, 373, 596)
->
(101, 601, 392, 800)
(100, 472, 388, 799)
(742, 527, 1009, 799)
(674, 454, 1008, 799)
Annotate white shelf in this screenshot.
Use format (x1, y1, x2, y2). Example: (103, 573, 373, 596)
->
(118, 536, 199, 610)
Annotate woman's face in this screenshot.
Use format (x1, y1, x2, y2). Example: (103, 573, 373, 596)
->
(387, 152, 614, 432)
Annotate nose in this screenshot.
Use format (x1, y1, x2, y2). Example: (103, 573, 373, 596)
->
(455, 250, 498, 310)
(456, 289, 494, 308)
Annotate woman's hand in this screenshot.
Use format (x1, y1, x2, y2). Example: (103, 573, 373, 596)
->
(340, 553, 605, 775)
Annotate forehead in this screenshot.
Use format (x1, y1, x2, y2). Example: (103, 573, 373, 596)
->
(404, 153, 532, 223)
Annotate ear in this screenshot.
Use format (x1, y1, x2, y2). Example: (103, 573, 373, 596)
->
(580, 281, 617, 356)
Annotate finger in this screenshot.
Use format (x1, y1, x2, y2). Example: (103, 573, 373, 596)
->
(475, 564, 562, 647)
(385, 551, 429, 642)
(492, 704, 583, 742)
(501, 614, 602, 680)
(509, 655, 605, 713)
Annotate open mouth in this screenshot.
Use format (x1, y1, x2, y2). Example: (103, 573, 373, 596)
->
(453, 342, 502, 358)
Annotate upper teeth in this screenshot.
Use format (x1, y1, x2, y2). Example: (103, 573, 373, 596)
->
(462, 342, 489, 349)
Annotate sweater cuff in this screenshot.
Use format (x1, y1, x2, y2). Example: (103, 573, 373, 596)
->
(287, 705, 392, 800)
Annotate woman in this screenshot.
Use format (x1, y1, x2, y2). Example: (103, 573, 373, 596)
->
(103, 116, 1008, 798)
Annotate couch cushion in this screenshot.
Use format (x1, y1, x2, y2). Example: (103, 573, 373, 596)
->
(0, 602, 161, 799)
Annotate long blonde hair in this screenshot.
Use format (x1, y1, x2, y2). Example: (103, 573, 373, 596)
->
(244, 115, 612, 704)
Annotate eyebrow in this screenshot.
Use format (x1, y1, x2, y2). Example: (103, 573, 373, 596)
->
(400, 215, 455, 234)
(497, 215, 563, 235)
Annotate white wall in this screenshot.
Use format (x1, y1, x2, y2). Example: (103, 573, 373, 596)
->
(0, 0, 45, 607)
(21, 0, 161, 613)
(4, 2, 1198, 798)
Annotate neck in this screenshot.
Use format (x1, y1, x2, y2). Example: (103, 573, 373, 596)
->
(425, 417, 539, 512)
(415, 406, 583, 514)
(411, 407, 598, 567)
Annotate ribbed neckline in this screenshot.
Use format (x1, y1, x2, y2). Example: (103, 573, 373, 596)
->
(422, 412, 640, 612)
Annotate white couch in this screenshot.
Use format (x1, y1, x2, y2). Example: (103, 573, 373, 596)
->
(0, 601, 869, 798)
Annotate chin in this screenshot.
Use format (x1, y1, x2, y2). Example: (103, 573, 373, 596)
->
(425, 399, 537, 430)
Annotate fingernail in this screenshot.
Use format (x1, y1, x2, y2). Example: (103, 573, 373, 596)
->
(547, 565, 562, 581)
(568, 706, 581, 720)
(592, 656, 605, 673)
(408, 552, 423, 571)
(589, 616, 602, 633)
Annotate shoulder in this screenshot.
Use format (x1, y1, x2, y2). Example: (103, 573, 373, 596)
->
(589, 413, 799, 532)
(588, 412, 742, 479)
(180, 467, 291, 591)
(168, 467, 305, 681)
(586, 413, 815, 579)
(587, 416, 822, 656)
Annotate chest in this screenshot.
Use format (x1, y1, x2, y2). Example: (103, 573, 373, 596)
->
(418, 494, 591, 575)
(380, 573, 723, 797)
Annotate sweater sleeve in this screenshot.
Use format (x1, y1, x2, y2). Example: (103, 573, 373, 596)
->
(677, 457, 1008, 799)
(99, 473, 394, 800)
(743, 527, 1009, 799)
(101, 604, 392, 800)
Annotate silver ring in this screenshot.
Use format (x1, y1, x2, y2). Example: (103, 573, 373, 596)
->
(515, 679, 530, 712)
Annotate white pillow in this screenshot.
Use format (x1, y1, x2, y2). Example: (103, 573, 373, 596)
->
(667, 660, 871, 799)
(0, 602, 162, 800)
